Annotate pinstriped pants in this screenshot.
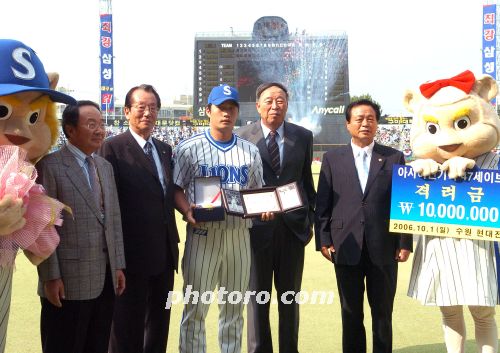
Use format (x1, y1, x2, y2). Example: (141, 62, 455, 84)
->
(179, 226, 251, 353)
(0, 266, 13, 353)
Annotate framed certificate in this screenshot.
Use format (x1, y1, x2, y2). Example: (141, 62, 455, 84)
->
(276, 182, 303, 212)
(240, 187, 282, 217)
(222, 182, 304, 218)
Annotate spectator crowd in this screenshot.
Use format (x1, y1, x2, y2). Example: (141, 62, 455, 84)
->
(54, 125, 208, 151)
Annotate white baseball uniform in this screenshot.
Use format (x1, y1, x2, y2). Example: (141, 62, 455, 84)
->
(173, 129, 264, 353)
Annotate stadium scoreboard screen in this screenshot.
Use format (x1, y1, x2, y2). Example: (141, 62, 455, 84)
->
(194, 20, 350, 144)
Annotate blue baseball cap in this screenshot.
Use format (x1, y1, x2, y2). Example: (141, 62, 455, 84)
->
(0, 39, 76, 105)
(208, 84, 239, 106)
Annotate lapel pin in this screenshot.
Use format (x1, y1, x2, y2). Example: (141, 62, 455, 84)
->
(378, 158, 382, 162)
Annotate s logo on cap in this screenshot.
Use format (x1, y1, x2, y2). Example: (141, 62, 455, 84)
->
(11, 48, 36, 80)
(223, 85, 232, 96)
(0, 39, 76, 104)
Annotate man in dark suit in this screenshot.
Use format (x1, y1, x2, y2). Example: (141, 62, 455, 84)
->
(236, 82, 316, 353)
(314, 99, 412, 353)
(37, 100, 126, 353)
(99, 84, 180, 353)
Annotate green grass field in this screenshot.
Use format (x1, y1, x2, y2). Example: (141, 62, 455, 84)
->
(6, 166, 500, 352)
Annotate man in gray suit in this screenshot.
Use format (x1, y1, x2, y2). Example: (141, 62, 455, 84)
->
(236, 82, 316, 353)
(37, 100, 126, 353)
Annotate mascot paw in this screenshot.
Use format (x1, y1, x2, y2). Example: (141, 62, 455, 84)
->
(0, 195, 26, 236)
(441, 157, 476, 179)
(23, 250, 45, 266)
(409, 159, 441, 177)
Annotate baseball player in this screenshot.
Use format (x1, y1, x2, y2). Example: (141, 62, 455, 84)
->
(174, 84, 270, 353)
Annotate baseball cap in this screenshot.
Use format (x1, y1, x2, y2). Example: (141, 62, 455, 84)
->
(208, 84, 239, 106)
(0, 39, 76, 105)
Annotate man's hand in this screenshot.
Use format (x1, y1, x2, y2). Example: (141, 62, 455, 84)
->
(0, 195, 26, 236)
(183, 206, 196, 225)
(115, 269, 126, 296)
(395, 249, 411, 262)
(260, 212, 274, 222)
(174, 187, 196, 225)
(43, 278, 65, 307)
(320, 245, 335, 262)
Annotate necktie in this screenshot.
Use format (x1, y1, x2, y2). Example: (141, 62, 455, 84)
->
(144, 141, 159, 178)
(268, 131, 280, 176)
(86, 156, 103, 210)
(358, 150, 369, 192)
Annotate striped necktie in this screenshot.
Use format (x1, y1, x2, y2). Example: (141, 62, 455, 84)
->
(144, 141, 159, 178)
(268, 130, 280, 176)
(86, 156, 103, 210)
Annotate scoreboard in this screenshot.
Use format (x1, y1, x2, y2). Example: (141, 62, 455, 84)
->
(194, 20, 350, 144)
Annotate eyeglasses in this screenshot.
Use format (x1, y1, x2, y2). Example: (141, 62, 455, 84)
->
(86, 122, 106, 131)
(132, 104, 158, 114)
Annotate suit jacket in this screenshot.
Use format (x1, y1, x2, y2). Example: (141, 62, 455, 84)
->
(99, 130, 179, 275)
(236, 121, 316, 242)
(37, 146, 125, 300)
(314, 143, 412, 266)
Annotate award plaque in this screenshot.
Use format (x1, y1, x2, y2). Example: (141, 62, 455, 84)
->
(222, 182, 304, 218)
(193, 176, 225, 222)
(240, 187, 282, 217)
(275, 182, 303, 212)
(221, 188, 245, 216)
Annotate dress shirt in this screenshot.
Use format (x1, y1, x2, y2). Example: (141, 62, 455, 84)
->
(66, 142, 98, 188)
(351, 140, 374, 192)
(261, 120, 284, 163)
(129, 129, 166, 191)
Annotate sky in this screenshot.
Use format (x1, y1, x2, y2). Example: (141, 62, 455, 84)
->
(1, 0, 487, 115)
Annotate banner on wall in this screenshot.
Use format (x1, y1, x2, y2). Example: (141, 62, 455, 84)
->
(483, 4, 496, 105)
(100, 6, 114, 112)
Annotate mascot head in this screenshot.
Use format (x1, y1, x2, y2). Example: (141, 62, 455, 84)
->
(0, 39, 76, 161)
(404, 70, 500, 163)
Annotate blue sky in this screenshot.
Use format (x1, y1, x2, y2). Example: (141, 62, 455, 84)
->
(1, 0, 485, 115)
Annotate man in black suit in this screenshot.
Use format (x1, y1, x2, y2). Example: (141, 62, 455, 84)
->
(236, 82, 316, 353)
(99, 84, 179, 353)
(314, 99, 412, 353)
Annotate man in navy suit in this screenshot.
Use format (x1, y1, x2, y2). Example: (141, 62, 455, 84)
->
(314, 99, 412, 353)
(237, 82, 316, 353)
(100, 84, 179, 353)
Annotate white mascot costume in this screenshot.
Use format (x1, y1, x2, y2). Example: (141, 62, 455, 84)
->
(405, 70, 500, 353)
